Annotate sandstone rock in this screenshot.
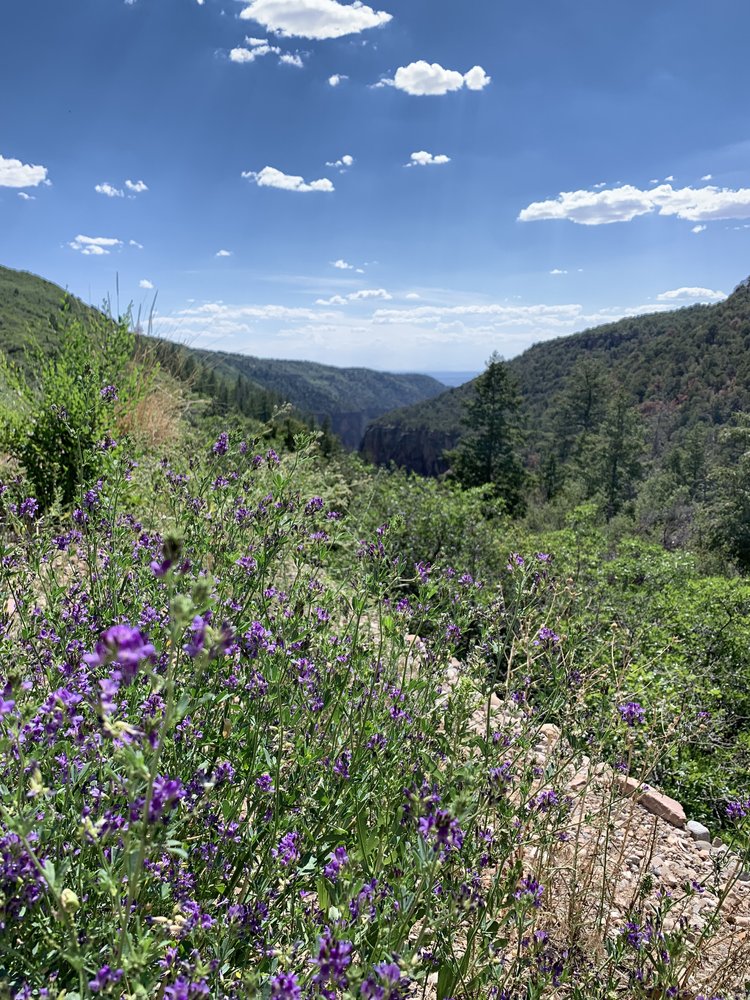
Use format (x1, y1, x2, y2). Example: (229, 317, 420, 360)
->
(638, 787, 687, 828)
(687, 820, 711, 842)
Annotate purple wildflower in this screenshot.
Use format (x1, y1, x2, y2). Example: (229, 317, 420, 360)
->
(212, 432, 229, 456)
(418, 809, 464, 852)
(88, 966, 123, 993)
(99, 385, 119, 402)
(313, 927, 352, 991)
(514, 876, 544, 908)
(270, 972, 301, 999)
(272, 831, 300, 867)
(83, 625, 155, 681)
(324, 846, 349, 882)
(618, 701, 646, 727)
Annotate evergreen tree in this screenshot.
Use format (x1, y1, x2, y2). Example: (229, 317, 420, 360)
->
(448, 352, 526, 516)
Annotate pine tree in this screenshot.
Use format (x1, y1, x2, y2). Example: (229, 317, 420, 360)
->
(448, 352, 526, 516)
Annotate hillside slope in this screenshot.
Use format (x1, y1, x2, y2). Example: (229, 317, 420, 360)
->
(0, 265, 445, 448)
(362, 278, 750, 473)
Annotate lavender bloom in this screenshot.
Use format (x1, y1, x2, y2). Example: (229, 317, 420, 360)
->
(88, 966, 123, 993)
(726, 798, 750, 821)
(313, 927, 352, 991)
(333, 750, 352, 780)
(212, 432, 229, 456)
(514, 876, 544, 908)
(418, 809, 464, 852)
(256, 773, 273, 792)
(148, 775, 185, 822)
(270, 972, 301, 999)
(618, 701, 646, 727)
(304, 496, 324, 514)
(99, 385, 119, 402)
(445, 623, 461, 643)
(324, 845, 349, 882)
(623, 920, 653, 950)
(272, 831, 300, 867)
(83, 625, 155, 682)
(361, 961, 403, 999)
(18, 497, 40, 520)
(534, 626, 560, 646)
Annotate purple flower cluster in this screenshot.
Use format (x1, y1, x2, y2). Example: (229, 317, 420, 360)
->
(618, 701, 646, 727)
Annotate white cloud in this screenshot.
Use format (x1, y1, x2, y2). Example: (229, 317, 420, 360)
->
(125, 179, 148, 193)
(95, 182, 124, 198)
(68, 235, 123, 256)
(17, 191, 35, 201)
(691, 224, 707, 234)
(332, 258, 354, 269)
(279, 52, 304, 67)
(239, 0, 392, 39)
(316, 287, 391, 304)
(379, 61, 490, 96)
(139, 279, 154, 289)
(405, 150, 450, 167)
(328, 73, 347, 86)
(593, 181, 607, 189)
(129, 239, 144, 249)
(216, 249, 233, 257)
(326, 154, 354, 169)
(405, 292, 420, 300)
(701, 174, 712, 181)
(242, 165, 334, 193)
(519, 182, 750, 225)
(549, 268, 567, 275)
(230, 41, 279, 62)
(664, 175, 674, 182)
(656, 287, 726, 303)
(0, 153, 49, 188)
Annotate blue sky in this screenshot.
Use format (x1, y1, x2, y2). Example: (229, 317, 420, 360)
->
(2, 0, 750, 371)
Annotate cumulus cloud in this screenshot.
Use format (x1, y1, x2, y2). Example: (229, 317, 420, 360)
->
(405, 150, 450, 167)
(139, 279, 154, 289)
(68, 235, 123, 256)
(242, 165, 334, 193)
(129, 239, 144, 249)
(656, 287, 726, 303)
(692, 224, 707, 234)
(328, 73, 347, 86)
(17, 192, 35, 201)
(0, 153, 49, 188)
(239, 0, 392, 39)
(230, 35, 304, 65)
(326, 154, 354, 170)
(405, 292, 420, 300)
(701, 174, 712, 181)
(216, 249, 233, 257)
(379, 61, 490, 96)
(332, 259, 354, 269)
(519, 182, 750, 225)
(95, 182, 124, 198)
(316, 287, 391, 305)
(549, 268, 567, 275)
(125, 179, 148, 193)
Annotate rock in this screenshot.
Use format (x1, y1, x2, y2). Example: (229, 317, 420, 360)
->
(638, 788, 687, 828)
(687, 820, 711, 843)
(739, 872, 750, 883)
(712, 836, 724, 848)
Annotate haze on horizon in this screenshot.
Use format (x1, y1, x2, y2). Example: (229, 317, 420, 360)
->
(2, 0, 749, 370)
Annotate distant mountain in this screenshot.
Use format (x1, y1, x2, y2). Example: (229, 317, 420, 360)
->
(192, 351, 446, 448)
(361, 277, 750, 474)
(0, 265, 445, 448)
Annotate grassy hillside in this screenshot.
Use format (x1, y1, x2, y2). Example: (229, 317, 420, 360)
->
(0, 264, 445, 448)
